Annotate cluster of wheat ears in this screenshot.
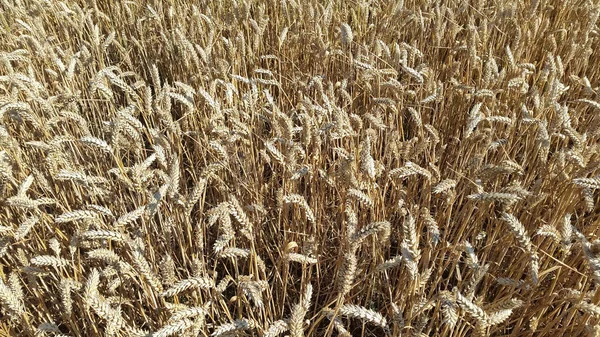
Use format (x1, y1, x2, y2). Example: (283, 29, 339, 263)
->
(1, 0, 600, 336)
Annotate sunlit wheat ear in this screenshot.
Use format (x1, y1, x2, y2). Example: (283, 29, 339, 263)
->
(54, 210, 98, 224)
(359, 135, 376, 179)
(286, 252, 318, 265)
(432, 178, 456, 194)
(228, 195, 253, 239)
(420, 207, 440, 246)
(87, 249, 121, 265)
(238, 276, 268, 308)
(211, 318, 255, 337)
(84, 269, 128, 333)
(219, 247, 250, 259)
(154, 319, 195, 337)
(14, 216, 38, 241)
(339, 304, 388, 330)
(161, 276, 215, 297)
(30, 255, 69, 268)
(462, 240, 480, 269)
(338, 252, 357, 296)
(0, 276, 24, 318)
(323, 308, 352, 337)
(282, 194, 315, 223)
(82, 230, 128, 242)
(499, 212, 532, 251)
(130, 248, 163, 293)
(402, 210, 419, 254)
(346, 188, 374, 208)
(340, 23, 353, 46)
(377, 255, 403, 271)
(464, 264, 489, 300)
(351, 221, 391, 245)
(401, 241, 419, 280)
(573, 177, 600, 189)
(439, 292, 458, 328)
(160, 255, 176, 286)
(168, 301, 210, 323)
(467, 191, 522, 205)
(454, 288, 488, 325)
(86, 204, 114, 218)
(114, 205, 146, 228)
(288, 283, 312, 337)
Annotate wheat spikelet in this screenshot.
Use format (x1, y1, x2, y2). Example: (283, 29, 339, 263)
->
(0, 277, 24, 317)
(15, 174, 33, 197)
(288, 284, 312, 337)
(463, 241, 480, 268)
(339, 304, 388, 329)
(154, 319, 195, 337)
(211, 319, 255, 336)
(400, 64, 424, 83)
(160, 255, 177, 286)
(574, 177, 600, 189)
(433, 178, 457, 194)
(499, 212, 532, 251)
(84, 269, 127, 332)
(130, 248, 163, 293)
(198, 88, 220, 112)
(351, 221, 391, 244)
(229, 196, 253, 239)
(346, 188, 374, 208)
(323, 308, 352, 336)
(338, 252, 357, 295)
(166, 92, 194, 111)
(454, 289, 488, 323)
(82, 230, 127, 242)
(161, 276, 214, 297)
(401, 241, 419, 279)
(578, 99, 600, 110)
(286, 252, 318, 264)
(483, 308, 514, 327)
(30, 255, 69, 267)
(340, 23, 353, 46)
(87, 204, 114, 218)
(421, 208, 441, 246)
(465, 264, 489, 300)
(80, 136, 112, 153)
(440, 292, 458, 328)
(219, 247, 251, 259)
(283, 194, 315, 223)
(55, 210, 98, 224)
(529, 252, 540, 285)
(576, 301, 600, 316)
(359, 136, 376, 179)
(115, 206, 146, 227)
(264, 320, 289, 337)
(14, 216, 38, 240)
(405, 161, 432, 180)
(486, 298, 524, 312)
(377, 255, 403, 271)
(184, 177, 207, 215)
(403, 211, 419, 254)
(87, 249, 121, 265)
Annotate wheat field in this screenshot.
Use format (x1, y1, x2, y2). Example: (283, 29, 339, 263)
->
(1, 0, 600, 336)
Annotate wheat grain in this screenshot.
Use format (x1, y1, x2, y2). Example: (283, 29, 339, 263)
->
(161, 277, 214, 297)
(339, 304, 388, 329)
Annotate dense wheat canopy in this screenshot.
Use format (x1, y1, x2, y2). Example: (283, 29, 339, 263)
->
(1, 0, 600, 336)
